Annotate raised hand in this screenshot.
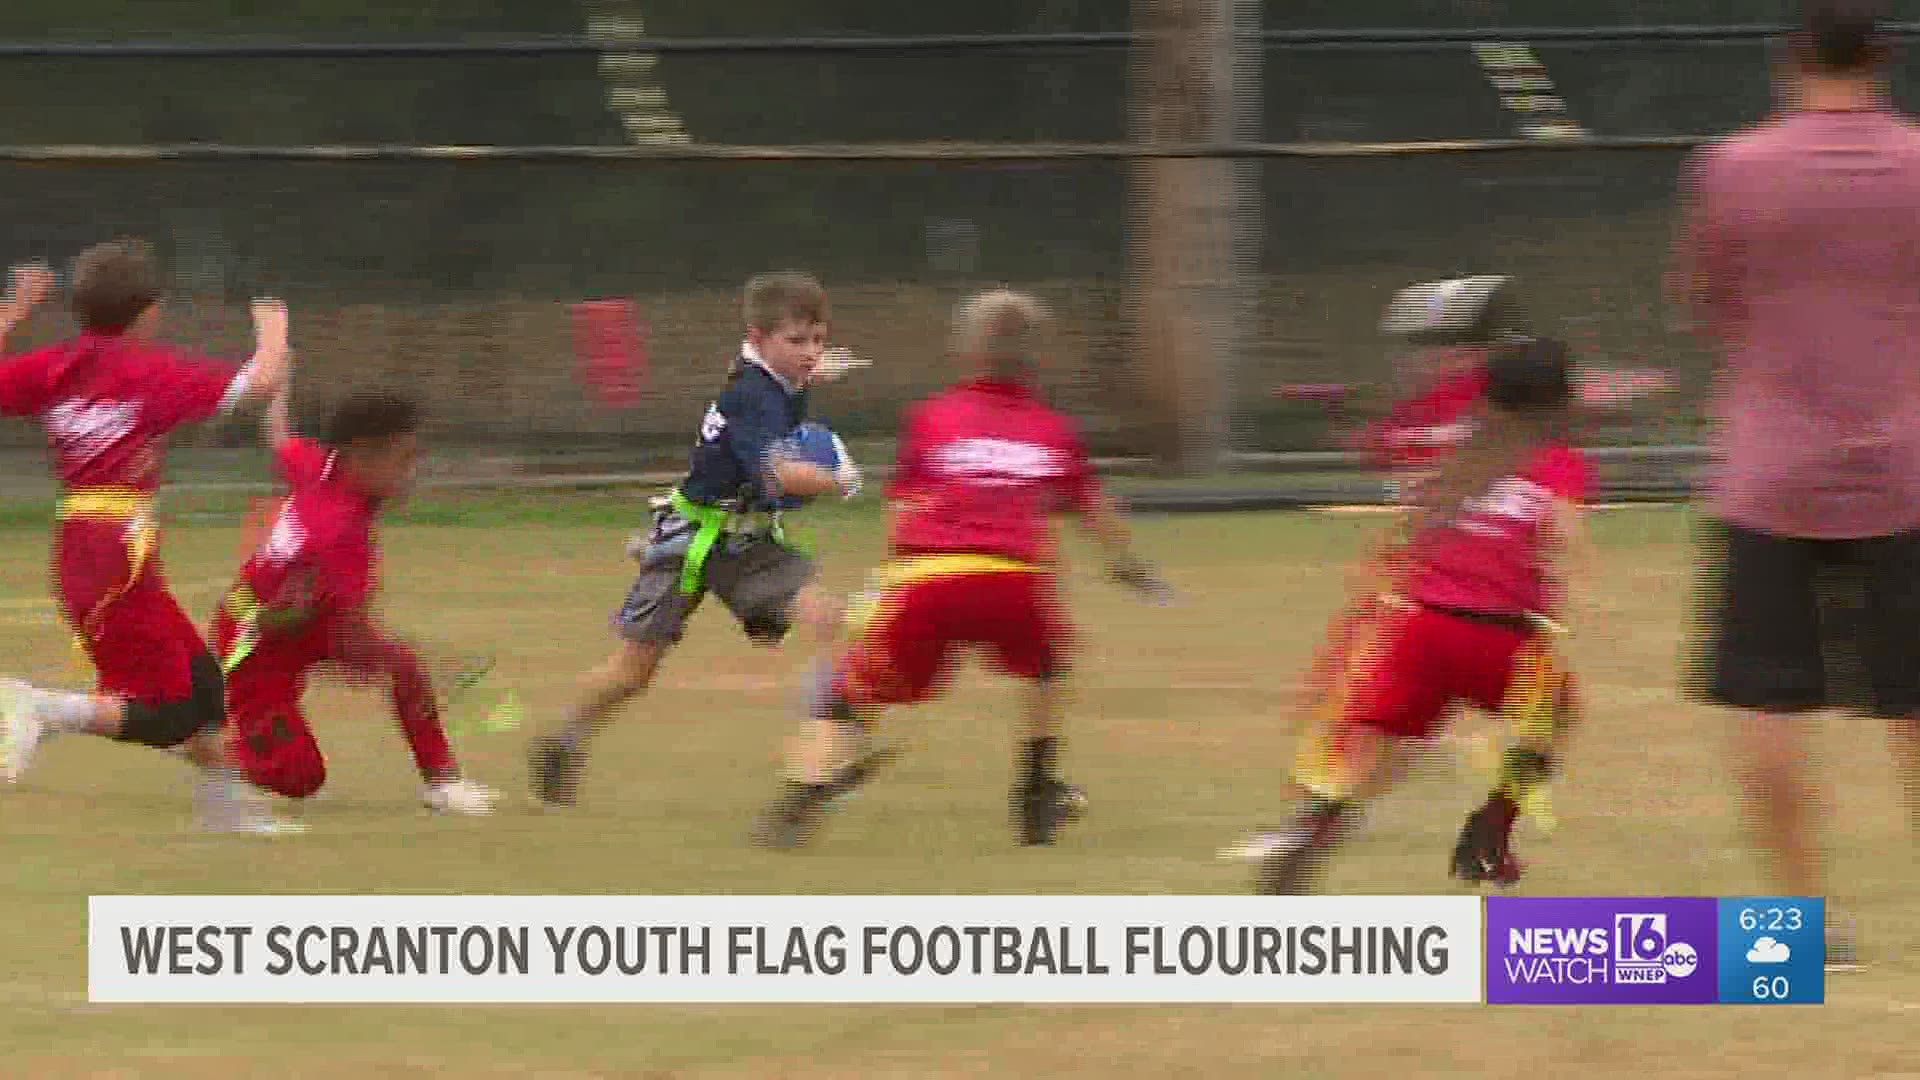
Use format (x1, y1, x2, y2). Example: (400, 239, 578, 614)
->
(6, 263, 54, 313)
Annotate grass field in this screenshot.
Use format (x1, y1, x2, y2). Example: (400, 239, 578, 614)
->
(1, 494, 1915, 1078)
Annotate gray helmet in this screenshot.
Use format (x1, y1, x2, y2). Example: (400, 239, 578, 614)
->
(1378, 275, 1529, 347)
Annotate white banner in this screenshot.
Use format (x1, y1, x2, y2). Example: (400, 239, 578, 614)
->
(88, 894, 1482, 1004)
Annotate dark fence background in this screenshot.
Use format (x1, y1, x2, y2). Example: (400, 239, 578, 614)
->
(1, 2, 1915, 481)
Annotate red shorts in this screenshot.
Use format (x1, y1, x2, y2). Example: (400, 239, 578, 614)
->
(211, 606, 455, 798)
(229, 674, 325, 797)
(838, 564, 1071, 709)
(1347, 604, 1568, 739)
(213, 606, 328, 798)
(55, 518, 205, 706)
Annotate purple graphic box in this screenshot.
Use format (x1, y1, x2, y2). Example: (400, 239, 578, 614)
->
(1486, 897, 1719, 1004)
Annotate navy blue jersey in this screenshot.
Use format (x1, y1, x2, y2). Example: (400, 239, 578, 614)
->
(678, 359, 808, 511)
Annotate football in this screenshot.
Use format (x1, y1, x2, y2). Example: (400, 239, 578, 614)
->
(770, 421, 847, 509)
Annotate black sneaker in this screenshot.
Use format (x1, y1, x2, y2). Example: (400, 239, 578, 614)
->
(528, 735, 582, 807)
(1013, 778, 1087, 846)
(823, 741, 900, 804)
(751, 782, 835, 849)
(1449, 796, 1525, 887)
(1254, 802, 1352, 896)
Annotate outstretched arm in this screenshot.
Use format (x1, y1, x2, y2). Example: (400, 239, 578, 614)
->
(260, 377, 294, 450)
(217, 299, 292, 414)
(1077, 491, 1175, 604)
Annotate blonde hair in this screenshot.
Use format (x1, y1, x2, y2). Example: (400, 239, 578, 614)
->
(952, 288, 1050, 381)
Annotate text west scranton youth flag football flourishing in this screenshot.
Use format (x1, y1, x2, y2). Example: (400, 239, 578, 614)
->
(87, 895, 1825, 1005)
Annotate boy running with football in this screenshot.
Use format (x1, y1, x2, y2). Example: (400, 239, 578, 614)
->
(1243, 335, 1599, 894)
(0, 241, 295, 832)
(751, 288, 1172, 849)
(211, 389, 500, 815)
(526, 271, 861, 806)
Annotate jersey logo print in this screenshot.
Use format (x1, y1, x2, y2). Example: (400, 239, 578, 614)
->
(697, 403, 726, 444)
(1393, 420, 1476, 448)
(929, 437, 1067, 487)
(44, 399, 140, 467)
(259, 506, 309, 566)
(1458, 477, 1553, 537)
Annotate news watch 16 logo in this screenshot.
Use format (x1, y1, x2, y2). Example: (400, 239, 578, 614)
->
(1485, 898, 1719, 1004)
(1613, 913, 1698, 984)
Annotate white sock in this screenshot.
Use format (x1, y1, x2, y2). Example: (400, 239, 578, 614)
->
(37, 690, 102, 734)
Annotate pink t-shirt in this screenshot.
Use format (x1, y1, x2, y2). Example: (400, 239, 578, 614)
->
(1680, 106, 1920, 539)
(1408, 443, 1594, 617)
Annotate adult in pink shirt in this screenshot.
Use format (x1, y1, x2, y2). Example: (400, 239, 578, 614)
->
(1673, 0, 1919, 970)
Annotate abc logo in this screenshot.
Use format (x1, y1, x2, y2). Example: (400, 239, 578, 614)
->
(1661, 942, 1699, 978)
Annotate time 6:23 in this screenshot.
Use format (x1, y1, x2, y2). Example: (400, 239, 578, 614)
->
(1739, 907, 1803, 933)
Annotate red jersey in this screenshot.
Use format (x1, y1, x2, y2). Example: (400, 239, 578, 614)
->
(886, 379, 1103, 565)
(0, 334, 241, 492)
(1358, 360, 1489, 472)
(274, 435, 337, 491)
(1406, 443, 1594, 617)
(237, 437, 379, 651)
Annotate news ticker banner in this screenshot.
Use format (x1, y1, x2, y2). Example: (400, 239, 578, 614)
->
(86, 894, 1823, 1005)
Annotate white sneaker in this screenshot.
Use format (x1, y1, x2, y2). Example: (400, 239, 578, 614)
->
(195, 768, 307, 834)
(1219, 828, 1305, 863)
(211, 813, 309, 835)
(0, 678, 50, 784)
(1826, 920, 1863, 973)
(1218, 811, 1369, 863)
(424, 778, 499, 816)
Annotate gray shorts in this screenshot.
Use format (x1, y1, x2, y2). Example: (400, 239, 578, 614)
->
(614, 531, 815, 647)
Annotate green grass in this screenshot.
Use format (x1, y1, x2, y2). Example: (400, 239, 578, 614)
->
(0, 502, 1914, 1078)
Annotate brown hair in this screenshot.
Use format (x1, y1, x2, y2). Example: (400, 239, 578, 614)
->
(742, 271, 827, 332)
(1797, 0, 1885, 71)
(326, 390, 422, 448)
(952, 288, 1050, 381)
(71, 238, 162, 334)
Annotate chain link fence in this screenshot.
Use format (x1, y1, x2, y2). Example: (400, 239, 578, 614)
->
(1, 7, 1915, 492)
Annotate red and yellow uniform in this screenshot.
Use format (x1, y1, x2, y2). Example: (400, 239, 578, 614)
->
(835, 378, 1103, 709)
(0, 334, 246, 704)
(210, 437, 455, 798)
(1354, 444, 1593, 740)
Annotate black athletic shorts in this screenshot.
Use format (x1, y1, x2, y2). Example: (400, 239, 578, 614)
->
(1688, 518, 1920, 716)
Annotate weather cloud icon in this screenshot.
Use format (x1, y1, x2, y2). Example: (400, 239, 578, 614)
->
(1746, 937, 1791, 964)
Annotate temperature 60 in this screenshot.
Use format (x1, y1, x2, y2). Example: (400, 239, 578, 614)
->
(1752, 975, 1791, 1000)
